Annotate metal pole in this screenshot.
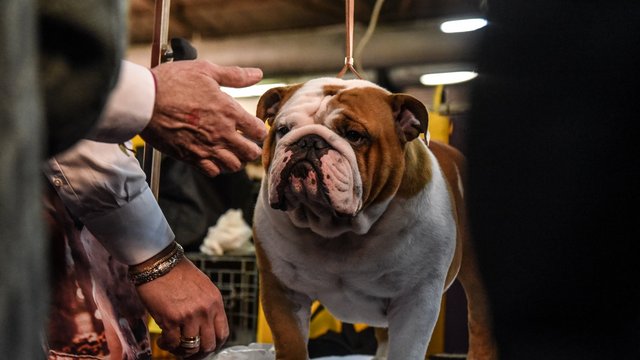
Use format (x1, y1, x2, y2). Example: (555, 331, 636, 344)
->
(143, 0, 172, 199)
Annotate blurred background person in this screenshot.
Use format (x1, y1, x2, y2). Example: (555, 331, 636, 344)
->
(467, 1, 640, 359)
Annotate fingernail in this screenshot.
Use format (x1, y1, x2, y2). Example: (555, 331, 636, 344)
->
(247, 68, 263, 78)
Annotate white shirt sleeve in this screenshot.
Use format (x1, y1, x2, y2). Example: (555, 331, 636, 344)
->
(86, 60, 156, 143)
(44, 140, 174, 265)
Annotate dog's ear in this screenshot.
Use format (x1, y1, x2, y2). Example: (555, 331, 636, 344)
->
(257, 86, 294, 126)
(390, 94, 429, 143)
(256, 87, 284, 126)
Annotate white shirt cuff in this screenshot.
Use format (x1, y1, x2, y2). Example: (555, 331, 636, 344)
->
(87, 60, 156, 142)
(82, 186, 175, 265)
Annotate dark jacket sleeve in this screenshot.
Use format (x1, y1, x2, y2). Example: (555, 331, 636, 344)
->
(39, 0, 126, 156)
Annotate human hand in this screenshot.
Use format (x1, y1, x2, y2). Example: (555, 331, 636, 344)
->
(135, 257, 229, 358)
(141, 60, 268, 177)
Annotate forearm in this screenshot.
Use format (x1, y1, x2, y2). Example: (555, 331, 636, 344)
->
(86, 60, 156, 143)
(44, 139, 173, 264)
(82, 185, 175, 264)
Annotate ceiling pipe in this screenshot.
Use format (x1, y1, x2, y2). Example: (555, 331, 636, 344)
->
(127, 19, 482, 80)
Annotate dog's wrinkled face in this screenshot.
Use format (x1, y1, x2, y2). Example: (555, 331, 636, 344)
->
(267, 123, 362, 217)
(257, 78, 428, 227)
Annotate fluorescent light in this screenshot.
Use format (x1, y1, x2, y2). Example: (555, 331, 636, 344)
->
(440, 18, 487, 33)
(420, 71, 478, 85)
(221, 83, 286, 98)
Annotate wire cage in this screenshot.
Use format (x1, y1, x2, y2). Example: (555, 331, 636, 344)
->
(186, 252, 259, 347)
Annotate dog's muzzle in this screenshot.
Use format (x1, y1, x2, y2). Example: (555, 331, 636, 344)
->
(270, 134, 333, 210)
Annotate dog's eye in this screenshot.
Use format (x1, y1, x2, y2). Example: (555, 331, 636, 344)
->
(276, 126, 290, 138)
(345, 130, 365, 144)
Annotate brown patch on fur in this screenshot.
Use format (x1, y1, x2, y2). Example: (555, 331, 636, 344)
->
(327, 87, 408, 207)
(429, 141, 498, 360)
(261, 128, 277, 172)
(253, 233, 310, 359)
(322, 84, 346, 96)
(374, 327, 389, 357)
(256, 83, 303, 125)
(396, 140, 432, 199)
(428, 141, 466, 286)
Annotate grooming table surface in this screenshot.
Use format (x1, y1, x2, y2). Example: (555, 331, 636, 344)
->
(206, 343, 372, 360)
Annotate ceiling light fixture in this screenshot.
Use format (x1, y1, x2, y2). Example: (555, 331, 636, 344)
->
(420, 71, 478, 86)
(440, 18, 487, 33)
(221, 83, 286, 98)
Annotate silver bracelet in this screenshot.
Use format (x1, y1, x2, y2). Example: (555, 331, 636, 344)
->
(129, 243, 185, 286)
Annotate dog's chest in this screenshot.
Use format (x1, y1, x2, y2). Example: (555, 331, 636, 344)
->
(277, 240, 410, 297)
(272, 235, 420, 325)
(266, 203, 456, 325)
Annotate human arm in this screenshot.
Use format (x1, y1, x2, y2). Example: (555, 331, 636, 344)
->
(136, 256, 229, 357)
(44, 140, 228, 356)
(45, 139, 171, 263)
(87, 59, 268, 177)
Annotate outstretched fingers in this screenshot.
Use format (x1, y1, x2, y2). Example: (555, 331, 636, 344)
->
(205, 63, 263, 89)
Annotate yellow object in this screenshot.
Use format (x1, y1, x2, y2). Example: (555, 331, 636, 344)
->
(428, 113, 452, 144)
(131, 134, 145, 149)
(308, 302, 342, 339)
(148, 316, 162, 334)
(256, 301, 273, 344)
(148, 317, 177, 359)
(427, 84, 452, 144)
(257, 298, 444, 356)
(426, 295, 447, 356)
(257, 301, 370, 344)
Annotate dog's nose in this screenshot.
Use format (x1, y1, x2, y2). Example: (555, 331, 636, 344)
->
(296, 134, 329, 150)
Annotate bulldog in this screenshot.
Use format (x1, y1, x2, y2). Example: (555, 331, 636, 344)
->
(252, 77, 496, 360)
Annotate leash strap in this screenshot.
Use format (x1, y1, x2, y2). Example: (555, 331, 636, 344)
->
(337, 0, 364, 79)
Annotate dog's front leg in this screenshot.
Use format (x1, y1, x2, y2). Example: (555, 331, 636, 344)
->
(385, 286, 444, 360)
(373, 327, 389, 360)
(270, 293, 311, 360)
(259, 270, 312, 360)
(256, 244, 312, 359)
